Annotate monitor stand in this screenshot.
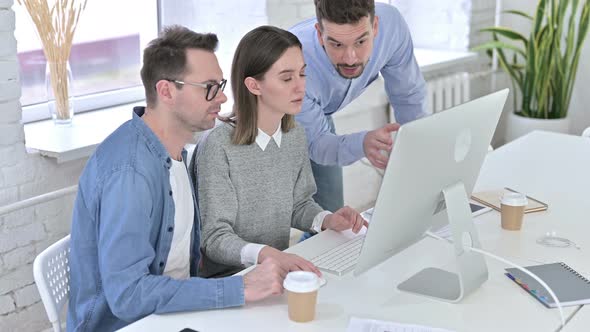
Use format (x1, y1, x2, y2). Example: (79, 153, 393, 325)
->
(397, 182, 488, 302)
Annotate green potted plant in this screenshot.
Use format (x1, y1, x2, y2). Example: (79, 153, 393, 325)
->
(474, 0, 589, 142)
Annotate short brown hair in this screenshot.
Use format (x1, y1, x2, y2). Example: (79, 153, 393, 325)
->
(314, 0, 375, 28)
(141, 25, 218, 107)
(224, 26, 301, 145)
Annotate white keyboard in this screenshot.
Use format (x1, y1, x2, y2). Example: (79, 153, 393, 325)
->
(310, 236, 365, 276)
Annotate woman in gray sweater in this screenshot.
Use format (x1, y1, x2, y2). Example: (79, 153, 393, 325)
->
(193, 26, 366, 278)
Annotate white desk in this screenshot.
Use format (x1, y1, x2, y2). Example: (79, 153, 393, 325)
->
(562, 306, 590, 332)
(121, 236, 576, 332)
(121, 131, 588, 331)
(473, 131, 590, 276)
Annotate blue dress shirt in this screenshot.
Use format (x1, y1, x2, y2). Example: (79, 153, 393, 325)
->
(290, 3, 428, 166)
(67, 107, 244, 332)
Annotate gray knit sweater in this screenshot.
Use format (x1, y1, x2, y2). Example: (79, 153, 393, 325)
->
(194, 122, 323, 277)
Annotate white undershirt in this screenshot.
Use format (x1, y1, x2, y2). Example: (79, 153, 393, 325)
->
(240, 125, 331, 267)
(163, 158, 194, 279)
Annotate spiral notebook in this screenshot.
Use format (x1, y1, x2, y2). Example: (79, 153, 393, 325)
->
(505, 262, 590, 308)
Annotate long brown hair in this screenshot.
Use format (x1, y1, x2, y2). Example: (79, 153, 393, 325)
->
(223, 26, 302, 145)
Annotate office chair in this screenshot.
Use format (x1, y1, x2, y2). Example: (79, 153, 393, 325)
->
(33, 235, 70, 332)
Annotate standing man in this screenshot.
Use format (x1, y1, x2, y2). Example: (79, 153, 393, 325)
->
(67, 26, 285, 332)
(290, 0, 427, 223)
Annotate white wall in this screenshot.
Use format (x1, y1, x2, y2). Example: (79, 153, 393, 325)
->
(570, 34, 590, 135)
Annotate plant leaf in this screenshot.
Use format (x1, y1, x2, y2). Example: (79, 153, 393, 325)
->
(503, 9, 534, 20)
(533, 0, 548, 34)
(523, 31, 537, 116)
(471, 41, 527, 58)
(479, 27, 528, 47)
(491, 33, 524, 96)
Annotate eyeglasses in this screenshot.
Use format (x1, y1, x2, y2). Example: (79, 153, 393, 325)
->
(166, 78, 227, 101)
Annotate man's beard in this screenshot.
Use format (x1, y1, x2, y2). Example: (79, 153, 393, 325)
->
(335, 62, 366, 79)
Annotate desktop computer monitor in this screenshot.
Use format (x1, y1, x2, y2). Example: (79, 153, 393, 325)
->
(353, 89, 509, 302)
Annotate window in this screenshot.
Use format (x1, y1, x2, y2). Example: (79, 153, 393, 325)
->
(390, 0, 471, 51)
(15, 0, 158, 122)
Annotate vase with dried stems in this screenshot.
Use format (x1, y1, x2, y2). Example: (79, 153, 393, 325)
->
(18, 0, 87, 125)
(45, 59, 74, 124)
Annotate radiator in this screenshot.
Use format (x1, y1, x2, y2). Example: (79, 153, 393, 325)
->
(424, 70, 496, 114)
(427, 72, 471, 114)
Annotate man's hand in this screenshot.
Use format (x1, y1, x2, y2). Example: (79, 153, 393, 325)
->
(243, 258, 287, 302)
(258, 246, 321, 276)
(322, 206, 368, 233)
(363, 123, 400, 169)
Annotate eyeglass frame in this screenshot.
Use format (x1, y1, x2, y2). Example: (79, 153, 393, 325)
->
(164, 78, 227, 101)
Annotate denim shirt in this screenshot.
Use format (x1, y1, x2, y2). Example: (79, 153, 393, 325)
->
(67, 107, 244, 332)
(290, 3, 428, 166)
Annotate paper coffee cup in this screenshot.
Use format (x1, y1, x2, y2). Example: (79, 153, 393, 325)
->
(500, 192, 528, 230)
(283, 271, 320, 323)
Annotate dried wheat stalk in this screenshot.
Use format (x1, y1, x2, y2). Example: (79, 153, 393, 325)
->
(17, 0, 88, 120)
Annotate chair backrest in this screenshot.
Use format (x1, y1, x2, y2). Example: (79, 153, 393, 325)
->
(33, 235, 71, 332)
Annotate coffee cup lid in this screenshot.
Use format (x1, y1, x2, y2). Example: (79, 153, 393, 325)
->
(283, 271, 320, 293)
(501, 192, 528, 206)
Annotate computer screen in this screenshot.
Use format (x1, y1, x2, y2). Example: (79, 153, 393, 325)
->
(353, 89, 509, 302)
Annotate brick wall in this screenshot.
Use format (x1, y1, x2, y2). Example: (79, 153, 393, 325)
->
(0, 1, 86, 331)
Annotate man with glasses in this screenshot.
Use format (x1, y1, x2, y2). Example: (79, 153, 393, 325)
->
(290, 0, 427, 240)
(166, 78, 227, 101)
(67, 26, 286, 332)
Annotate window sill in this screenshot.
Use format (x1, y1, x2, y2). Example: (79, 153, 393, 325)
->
(24, 102, 143, 163)
(414, 48, 478, 74)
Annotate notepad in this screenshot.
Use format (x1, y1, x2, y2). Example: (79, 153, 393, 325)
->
(471, 187, 548, 213)
(505, 262, 590, 308)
